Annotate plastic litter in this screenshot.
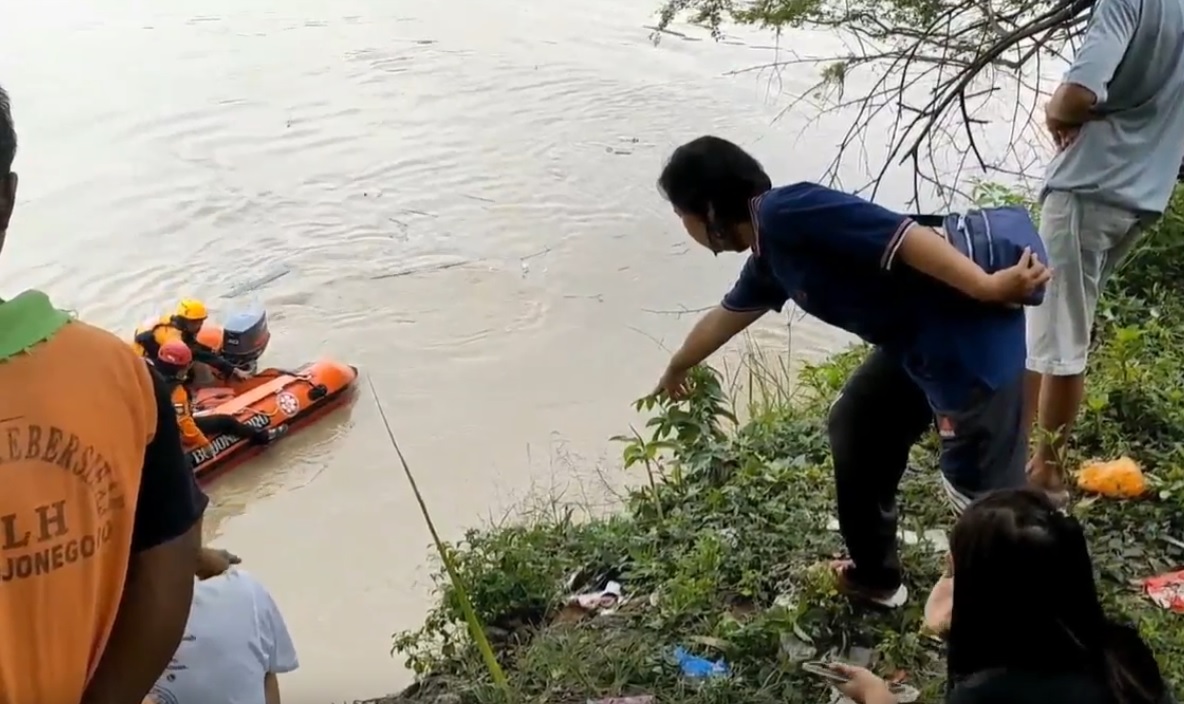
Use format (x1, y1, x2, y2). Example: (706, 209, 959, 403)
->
(780, 631, 816, 662)
(575, 581, 623, 611)
(1143, 570, 1184, 613)
(673, 646, 729, 679)
(771, 594, 817, 662)
(563, 563, 626, 594)
(587, 698, 654, 704)
(1077, 456, 1147, 499)
(553, 581, 625, 624)
(845, 647, 876, 669)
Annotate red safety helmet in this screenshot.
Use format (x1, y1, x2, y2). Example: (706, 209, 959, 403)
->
(157, 340, 193, 367)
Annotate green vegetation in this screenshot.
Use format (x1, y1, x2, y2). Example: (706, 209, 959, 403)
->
(389, 186, 1184, 704)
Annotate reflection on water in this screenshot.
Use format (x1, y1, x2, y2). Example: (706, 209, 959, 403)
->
(202, 397, 361, 538)
(0, 0, 865, 698)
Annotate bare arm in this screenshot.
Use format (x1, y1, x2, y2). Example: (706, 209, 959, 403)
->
(1047, 0, 1139, 124)
(190, 344, 238, 377)
(667, 306, 766, 374)
(896, 224, 994, 301)
(1047, 83, 1101, 126)
(264, 672, 281, 704)
(82, 365, 207, 704)
(83, 528, 201, 704)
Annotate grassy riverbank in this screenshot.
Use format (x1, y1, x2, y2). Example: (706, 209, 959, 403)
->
(387, 188, 1184, 704)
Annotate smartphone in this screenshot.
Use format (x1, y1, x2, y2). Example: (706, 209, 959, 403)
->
(801, 661, 851, 684)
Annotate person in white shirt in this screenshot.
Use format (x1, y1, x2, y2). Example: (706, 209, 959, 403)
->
(148, 549, 299, 704)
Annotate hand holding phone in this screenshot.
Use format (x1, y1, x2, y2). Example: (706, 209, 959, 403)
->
(803, 661, 921, 703)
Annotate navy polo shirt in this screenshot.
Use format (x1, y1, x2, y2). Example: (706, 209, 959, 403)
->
(722, 182, 1025, 412)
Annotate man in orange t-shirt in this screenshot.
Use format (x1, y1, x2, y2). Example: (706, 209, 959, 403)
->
(0, 84, 208, 704)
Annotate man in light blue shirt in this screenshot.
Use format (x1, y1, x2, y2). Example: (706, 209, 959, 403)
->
(1026, 0, 1184, 498)
(148, 555, 299, 704)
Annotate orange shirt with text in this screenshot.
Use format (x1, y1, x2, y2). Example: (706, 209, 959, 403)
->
(0, 321, 155, 702)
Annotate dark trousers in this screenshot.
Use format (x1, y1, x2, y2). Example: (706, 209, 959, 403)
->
(195, 414, 265, 443)
(828, 347, 1027, 590)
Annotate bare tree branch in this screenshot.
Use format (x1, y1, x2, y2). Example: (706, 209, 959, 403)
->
(655, 0, 1096, 205)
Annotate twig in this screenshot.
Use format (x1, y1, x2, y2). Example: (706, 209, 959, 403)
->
(641, 305, 715, 316)
(366, 378, 511, 694)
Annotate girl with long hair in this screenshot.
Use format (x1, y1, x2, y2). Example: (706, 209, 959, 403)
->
(833, 488, 1172, 704)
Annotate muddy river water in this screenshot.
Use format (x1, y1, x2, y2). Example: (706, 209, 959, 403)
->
(0, 0, 940, 698)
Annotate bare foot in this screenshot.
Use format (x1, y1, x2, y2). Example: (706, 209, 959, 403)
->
(924, 575, 953, 636)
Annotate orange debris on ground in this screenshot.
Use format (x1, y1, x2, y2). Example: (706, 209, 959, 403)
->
(1076, 456, 1147, 499)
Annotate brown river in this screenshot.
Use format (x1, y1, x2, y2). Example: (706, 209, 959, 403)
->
(0, 0, 930, 699)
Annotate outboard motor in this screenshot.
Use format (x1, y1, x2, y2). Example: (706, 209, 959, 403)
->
(219, 304, 271, 374)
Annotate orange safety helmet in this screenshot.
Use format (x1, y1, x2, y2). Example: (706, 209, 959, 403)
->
(157, 340, 194, 368)
(174, 299, 208, 322)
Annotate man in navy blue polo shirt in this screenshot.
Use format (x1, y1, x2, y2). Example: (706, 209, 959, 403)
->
(655, 136, 1050, 608)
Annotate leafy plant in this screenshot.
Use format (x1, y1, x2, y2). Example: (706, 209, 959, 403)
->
(611, 366, 736, 506)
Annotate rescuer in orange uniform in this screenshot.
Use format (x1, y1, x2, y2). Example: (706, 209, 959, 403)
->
(153, 341, 286, 449)
(133, 299, 248, 380)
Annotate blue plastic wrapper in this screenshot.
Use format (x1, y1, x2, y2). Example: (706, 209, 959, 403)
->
(673, 646, 729, 679)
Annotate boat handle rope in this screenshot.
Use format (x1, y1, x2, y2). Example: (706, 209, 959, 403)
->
(227, 369, 326, 422)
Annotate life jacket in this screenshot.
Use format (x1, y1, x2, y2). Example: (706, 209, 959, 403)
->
(164, 378, 207, 450)
(130, 315, 184, 359)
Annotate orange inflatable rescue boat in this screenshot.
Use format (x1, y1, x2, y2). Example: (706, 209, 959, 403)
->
(181, 303, 357, 482)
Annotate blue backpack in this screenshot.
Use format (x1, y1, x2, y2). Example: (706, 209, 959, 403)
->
(911, 205, 1049, 306)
